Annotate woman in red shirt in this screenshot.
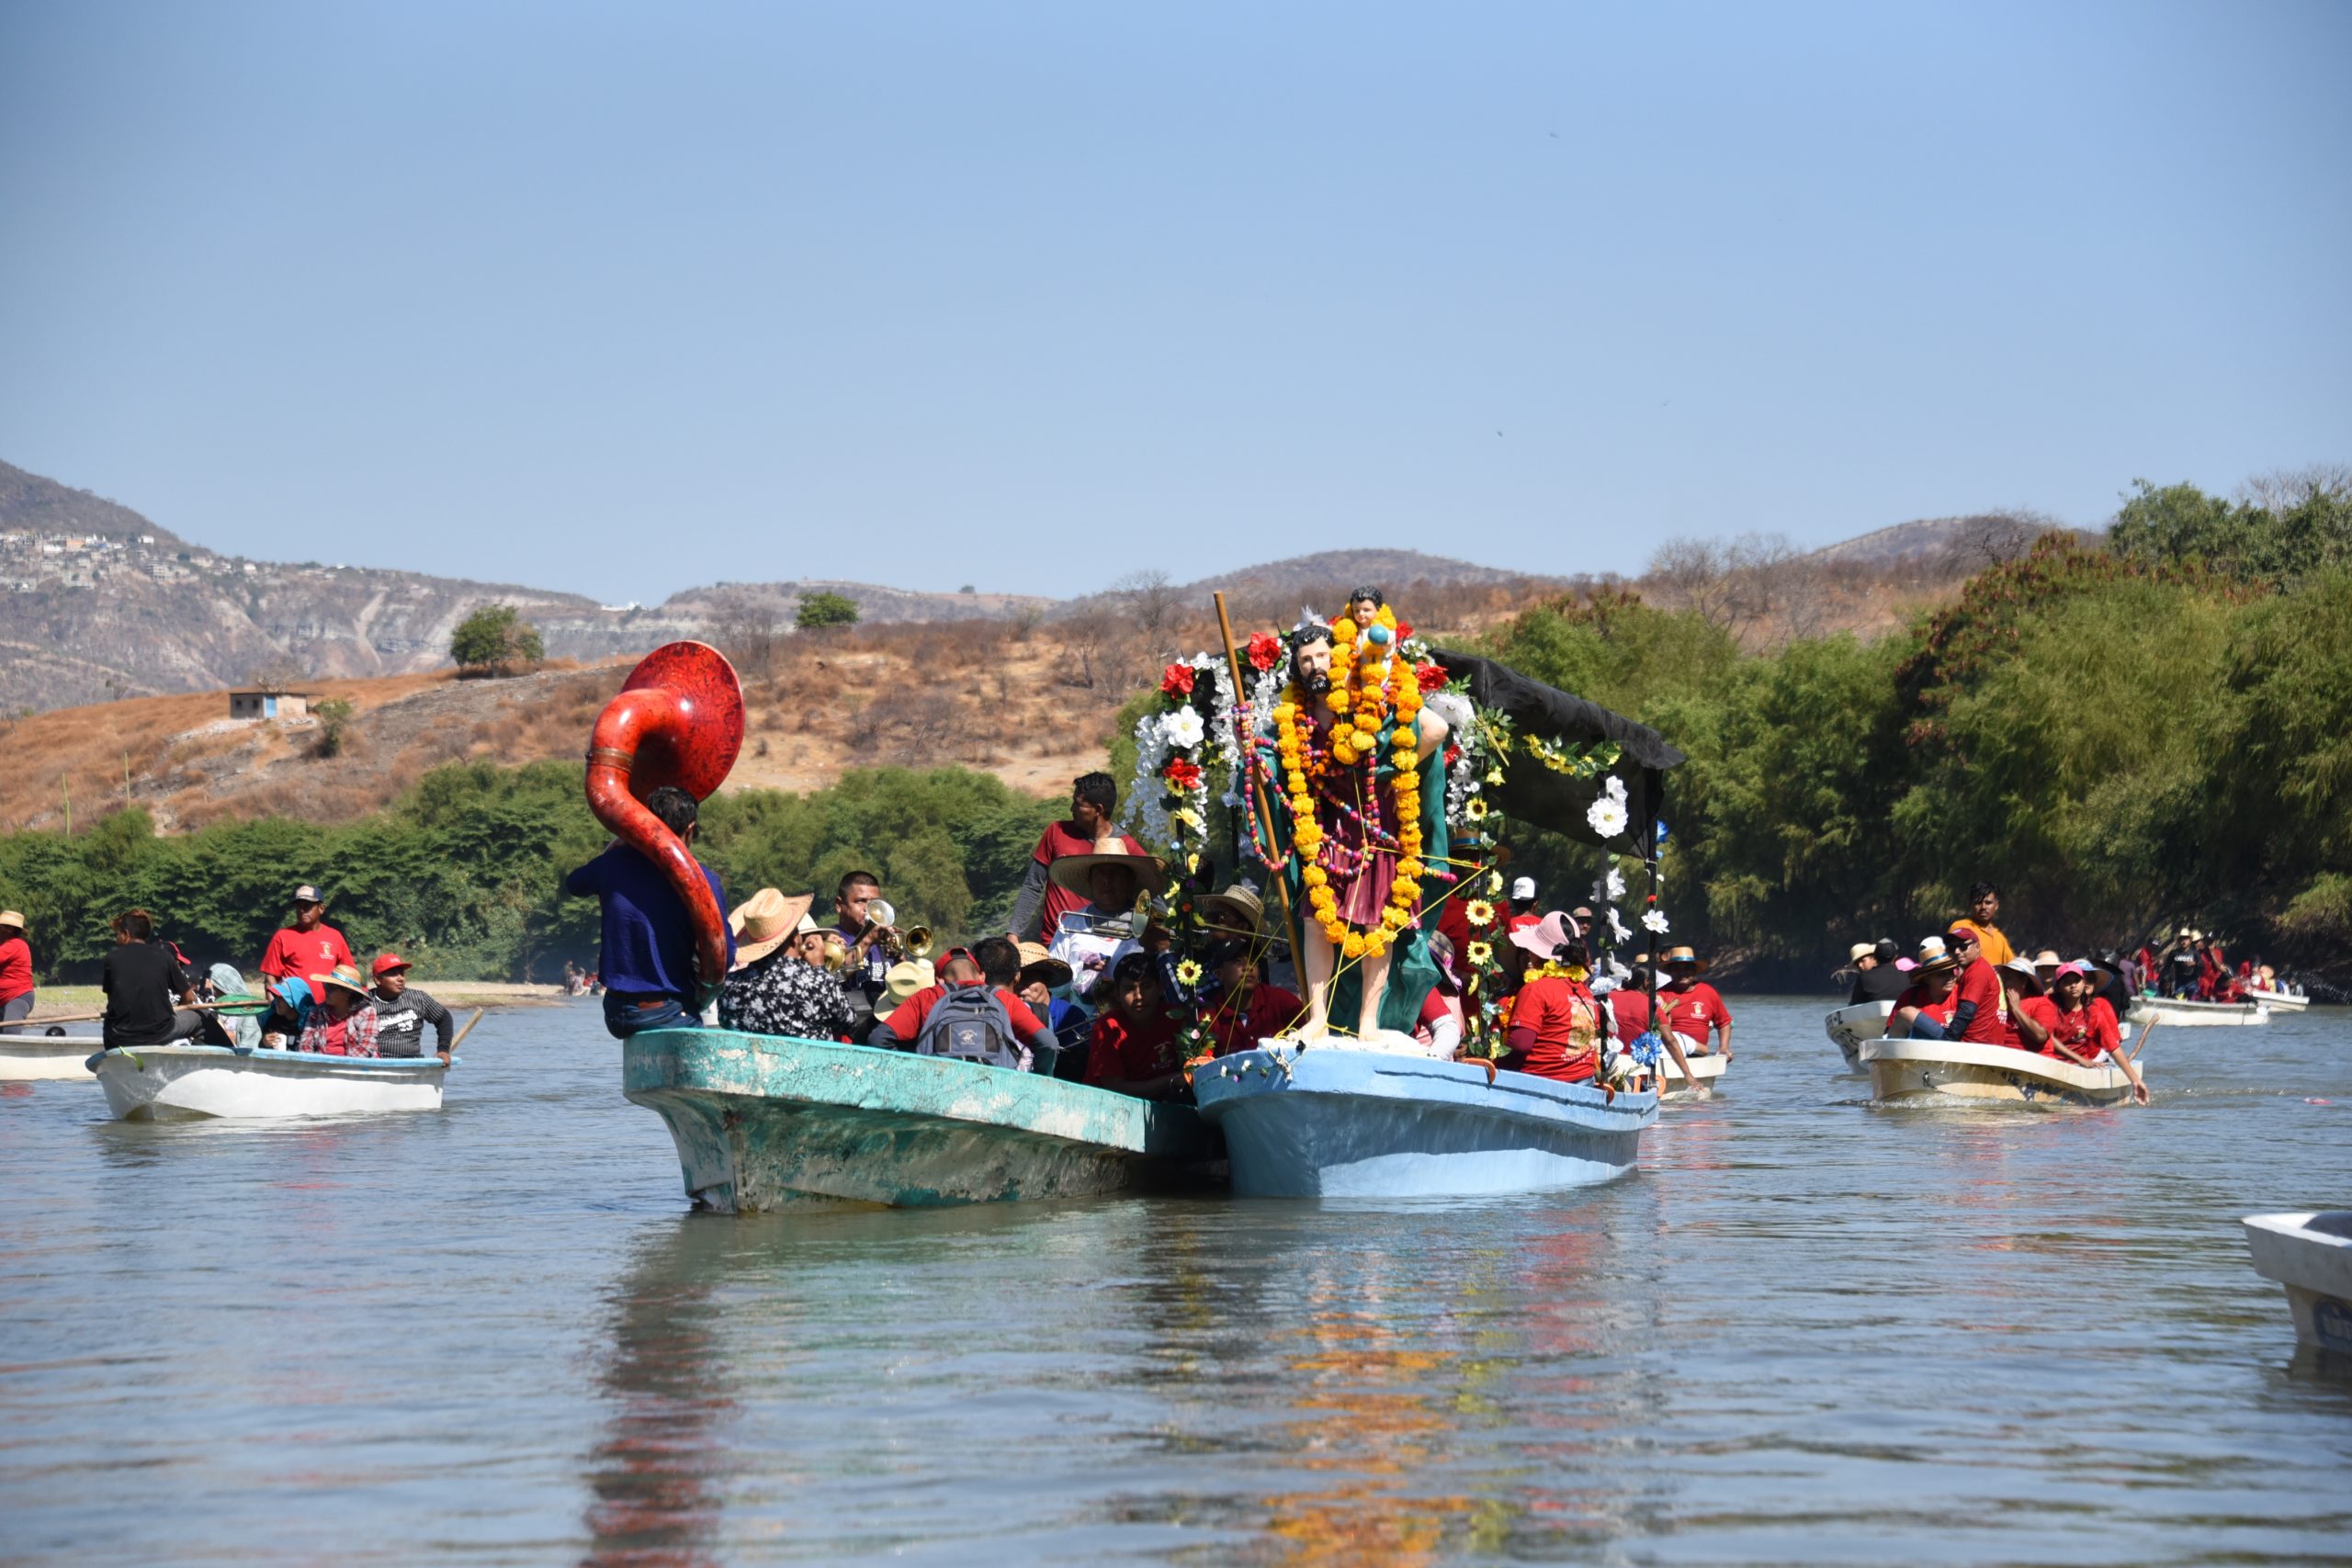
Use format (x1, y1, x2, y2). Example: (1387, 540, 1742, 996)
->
(1658, 946, 1732, 1060)
(2043, 962, 2149, 1103)
(1499, 914, 1601, 1083)
(0, 909, 34, 1033)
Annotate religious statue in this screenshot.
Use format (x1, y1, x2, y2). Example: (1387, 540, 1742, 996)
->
(1265, 588, 1450, 1041)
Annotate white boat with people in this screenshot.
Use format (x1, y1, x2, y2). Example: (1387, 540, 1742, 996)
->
(93, 1043, 453, 1121)
(2242, 1212, 2352, 1354)
(0, 1030, 107, 1082)
(2245, 987, 2309, 1013)
(1859, 1035, 2140, 1108)
(1657, 1035, 1729, 1093)
(1825, 1001, 1893, 1071)
(2126, 996, 2268, 1027)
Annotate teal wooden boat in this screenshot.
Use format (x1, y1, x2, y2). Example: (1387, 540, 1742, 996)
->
(623, 1029, 1213, 1212)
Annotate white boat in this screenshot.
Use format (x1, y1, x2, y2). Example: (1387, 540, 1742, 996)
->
(1654, 1033, 1730, 1094)
(2242, 1212, 2352, 1353)
(0, 1031, 106, 1082)
(93, 1043, 450, 1121)
(1825, 1002, 1894, 1070)
(2246, 987, 2310, 1013)
(2125, 997, 2269, 1027)
(1857, 1036, 2138, 1108)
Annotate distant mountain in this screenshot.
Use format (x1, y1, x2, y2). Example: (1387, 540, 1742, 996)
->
(1807, 512, 2098, 569)
(0, 461, 188, 548)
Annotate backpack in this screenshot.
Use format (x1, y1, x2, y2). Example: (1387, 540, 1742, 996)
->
(912, 986, 1024, 1069)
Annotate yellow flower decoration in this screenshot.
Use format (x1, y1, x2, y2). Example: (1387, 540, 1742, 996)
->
(1464, 797, 1489, 822)
(1464, 898, 1495, 926)
(1466, 940, 1493, 965)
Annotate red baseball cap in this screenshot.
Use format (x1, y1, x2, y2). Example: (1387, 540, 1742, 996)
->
(370, 953, 413, 978)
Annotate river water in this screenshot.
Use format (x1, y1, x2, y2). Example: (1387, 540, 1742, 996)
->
(3, 997, 2347, 1564)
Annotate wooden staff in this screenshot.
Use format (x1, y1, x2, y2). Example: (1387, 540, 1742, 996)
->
(1211, 592, 1296, 932)
(444, 1009, 486, 1060)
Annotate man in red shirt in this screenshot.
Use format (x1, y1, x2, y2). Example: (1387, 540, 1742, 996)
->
(1658, 946, 1733, 1059)
(1505, 876, 1541, 937)
(1603, 974, 1654, 1046)
(258, 885, 356, 986)
(1085, 953, 1187, 1099)
(1499, 942, 1600, 1083)
(1941, 923, 2009, 1044)
(0, 908, 35, 1033)
(1007, 773, 1147, 943)
(1201, 938, 1304, 1057)
(868, 940, 1059, 1066)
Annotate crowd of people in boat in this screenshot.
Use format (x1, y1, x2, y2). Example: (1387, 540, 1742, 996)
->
(566, 773, 1735, 1100)
(1838, 883, 2157, 1101)
(0, 890, 455, 1061)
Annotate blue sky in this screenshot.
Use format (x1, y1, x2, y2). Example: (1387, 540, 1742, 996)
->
(2, 1, 2346, 603)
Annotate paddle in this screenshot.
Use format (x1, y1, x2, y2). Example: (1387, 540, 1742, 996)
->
(443, 1009, 485, 1062)
(23, 997, 271, 1029)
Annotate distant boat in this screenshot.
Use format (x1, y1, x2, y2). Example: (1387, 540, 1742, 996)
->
(1824, 1002, 1893, 1071)
(2127, 997, 2269, 1027)
(0, 1031, 105, 1082)
(2245, 987, 2311, 1013)
(623, 1029, 1211, 1213)
(1858, 1036, 2139, 1108)
(1193, 1044, 1656, 1198)
(1657, 1032, 1731, 1093)
(2242, 1213, 2352, 1353)
(92, 1043, 451, 1120)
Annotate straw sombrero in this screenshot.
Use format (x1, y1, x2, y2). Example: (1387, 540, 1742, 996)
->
(1200, 883, 1264, 935)
(0, 909, 24, 934)
(1660, 944, 1708, 973)
(883, 959, 935, 1006)
(309, 964, 370, 999)
(1046, 844, 1167, 898)
(729, 888, 815, 969)
(1015, 941, 1072, 990)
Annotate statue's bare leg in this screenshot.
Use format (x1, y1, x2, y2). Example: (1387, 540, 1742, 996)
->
(1356, 949, 1390, 1039)
(1295, 931, 1335, 1041)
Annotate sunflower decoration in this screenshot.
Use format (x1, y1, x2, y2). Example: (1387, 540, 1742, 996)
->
(1465, 940, 1493, 967)
(1173, 957, 1204, 989)
(1464, 898, 1496, 928)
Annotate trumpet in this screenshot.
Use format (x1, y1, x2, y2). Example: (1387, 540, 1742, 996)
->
(863, 899, 935, 960)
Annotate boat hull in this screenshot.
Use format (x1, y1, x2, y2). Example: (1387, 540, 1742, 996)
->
(1656, 1033, 1730, 1093)
(1859, 1037, 2133, 1108)
(1824, 1003, 1892, 1070)
(93, 1044, 447, 1120)
(2245, 988, 2310, 1013)
(0, 1032, 105, 1082)
(2125, 998, 2269, 1027)
(1192, 1046, 1655, 1198)
(2243, 1213, 2352, 1352)
(621, 1029, 1210, 1213)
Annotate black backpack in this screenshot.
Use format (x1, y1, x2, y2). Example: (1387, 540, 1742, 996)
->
(912, 986, 1023, 1069)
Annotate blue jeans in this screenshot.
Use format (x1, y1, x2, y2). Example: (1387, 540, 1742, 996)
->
(604, 992, 690, 1040)
(1908, 1013, 1952, 1041)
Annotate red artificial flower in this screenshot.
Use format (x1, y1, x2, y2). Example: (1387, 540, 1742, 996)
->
(1415, 661, 1447, 694)
(1163, 757, 1204, 790)
(1395, 621, 1413, 641)
(1443, 744, 1461, 767)
(1160, 662, 1197, 698)
(1246, 631, 1283, 672)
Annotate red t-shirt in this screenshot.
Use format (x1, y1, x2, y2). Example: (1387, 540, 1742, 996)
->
(1662, 982, 1731, 1045)
(2044, 998, 2121, 1059)
(1608, 987, 1654, 1043)
(1895, 981, 1961, 1026)
(1204, 984, 1305, 1057)
(1952, 958, 2007, 1043)
(1032, 822, 1146, 941)
(881, 983, 1046, 1043)
(1503, 975, 1598, 1083)
(2009, 994, 2059, 1051)
(1084, 1008, 1183, 1088)
(0, 935, 31, 1003)
(260, 923, 355, 983)
(1506, 911, 1541, 936)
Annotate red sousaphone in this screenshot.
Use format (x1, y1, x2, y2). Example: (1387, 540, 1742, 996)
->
(583, 641, 746, 992)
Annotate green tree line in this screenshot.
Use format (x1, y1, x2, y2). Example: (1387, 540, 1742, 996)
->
(0, 761, 1056, 984)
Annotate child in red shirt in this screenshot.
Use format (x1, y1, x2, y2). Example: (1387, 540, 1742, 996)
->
(1084, 953, 1187, 1099)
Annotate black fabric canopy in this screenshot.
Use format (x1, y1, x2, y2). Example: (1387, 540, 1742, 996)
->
(1428, 649, 1685, 858)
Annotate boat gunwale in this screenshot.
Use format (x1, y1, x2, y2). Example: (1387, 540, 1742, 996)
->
(1193, 1046, 1657, 1134)
(1857, 1035, 2130, 1094)
(90, 1044, 453, 1076)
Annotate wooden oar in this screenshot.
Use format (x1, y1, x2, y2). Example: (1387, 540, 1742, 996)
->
(21, 997, 265, 1028)
(443, 1009, 486, 1059)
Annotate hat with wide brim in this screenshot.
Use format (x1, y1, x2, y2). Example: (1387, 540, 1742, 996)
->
(729, 888, 815, 968)
(0, 909, 24, 933)
(2030, 949, 2064, 971)
(1509, 910, 1585, 959)
(883, 958, 935, 1006)
(1999, 957, 2044, 996)
(309, 964, 370, 999)
(1200, 884, 1264, 935)
(1047, 847, 1166, 899)
(1659, 944, 1708, 973)
(1015, 941, 1071, 990)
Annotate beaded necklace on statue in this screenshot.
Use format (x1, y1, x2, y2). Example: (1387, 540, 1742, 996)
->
(1272, 604, 1428, 962)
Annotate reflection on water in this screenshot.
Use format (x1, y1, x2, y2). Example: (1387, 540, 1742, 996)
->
(3, 998, 2350, 1563)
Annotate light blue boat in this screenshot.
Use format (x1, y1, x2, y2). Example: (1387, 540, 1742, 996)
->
(623, 1029, 1212, 1213)
(1192, 1045, 1657, 1198)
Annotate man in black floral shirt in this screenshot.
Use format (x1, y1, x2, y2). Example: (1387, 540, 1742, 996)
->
(719, 889, 854, 1041)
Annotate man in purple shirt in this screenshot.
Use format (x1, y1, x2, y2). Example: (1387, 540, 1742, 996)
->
(565, 786, 733, 1039)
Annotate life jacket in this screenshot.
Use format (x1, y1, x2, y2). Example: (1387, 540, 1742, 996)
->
(912, 985, 1024, 1069)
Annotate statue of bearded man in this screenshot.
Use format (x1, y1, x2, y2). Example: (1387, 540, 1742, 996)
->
(1273, 616, 1450, 1042)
